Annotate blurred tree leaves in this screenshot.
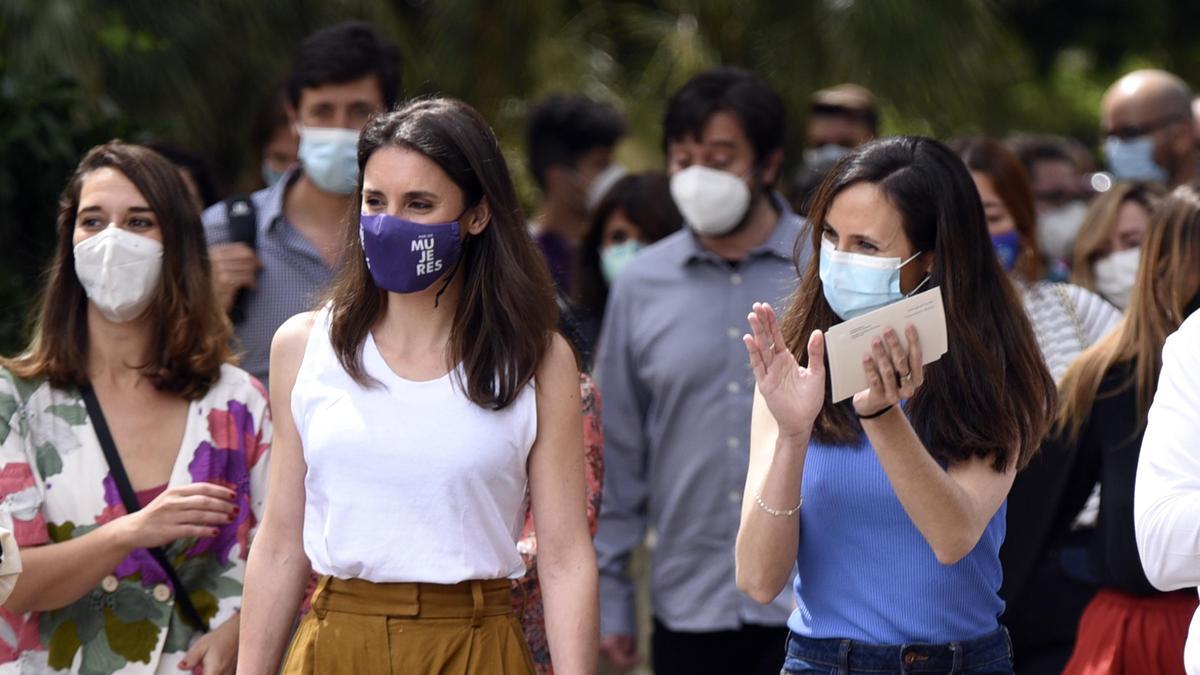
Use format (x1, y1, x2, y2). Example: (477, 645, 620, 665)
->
(0, 73, 130, 353)
(1, 0, 1197, 353)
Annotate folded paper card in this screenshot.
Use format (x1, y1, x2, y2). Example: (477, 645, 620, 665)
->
(825, 287, 948, 403)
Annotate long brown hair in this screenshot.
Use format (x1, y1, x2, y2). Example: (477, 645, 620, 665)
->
(782, 137, 1056, 471)
(1057, 181, 1200, 441)
(326, 98, 559, 410)
(3, 142, 232, 399)
(1069, 181, 1166, 293)
(950, 136, 1046, 283)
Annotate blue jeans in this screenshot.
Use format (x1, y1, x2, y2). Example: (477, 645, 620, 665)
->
(782, 627, 1013, 674)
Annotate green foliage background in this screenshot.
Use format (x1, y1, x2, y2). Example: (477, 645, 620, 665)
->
(2, 0, 1199, 353)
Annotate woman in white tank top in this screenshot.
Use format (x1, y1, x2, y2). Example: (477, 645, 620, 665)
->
(235, 98, 599, 675)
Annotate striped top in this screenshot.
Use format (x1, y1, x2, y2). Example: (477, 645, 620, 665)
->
(201, 167, 337, 385)
(1018, 279, 1120, 529)
(1016, 280, 1120, 382)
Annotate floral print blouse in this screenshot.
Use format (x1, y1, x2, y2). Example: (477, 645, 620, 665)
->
(513, 372, 604, 675)
(0, 365, 271, 674)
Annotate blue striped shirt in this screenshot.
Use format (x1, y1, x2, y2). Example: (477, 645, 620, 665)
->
(594, 194, 808, 635)
(201, 167, 337, 384)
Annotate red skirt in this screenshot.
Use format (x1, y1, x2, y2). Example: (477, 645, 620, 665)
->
(1063, 587, 1197, 675)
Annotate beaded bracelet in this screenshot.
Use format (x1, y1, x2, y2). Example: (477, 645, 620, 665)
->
(753, 490, 803, 517)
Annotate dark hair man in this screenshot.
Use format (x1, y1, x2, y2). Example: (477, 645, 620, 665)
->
(202, 21, 401, 384)
(594, 66, 809, 675)
(526, 94, 627, 293)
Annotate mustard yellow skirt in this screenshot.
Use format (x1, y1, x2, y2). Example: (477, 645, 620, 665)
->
(282, 576, 536, 675)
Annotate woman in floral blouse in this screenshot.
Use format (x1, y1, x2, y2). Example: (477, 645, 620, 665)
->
(0, 142, 270, 674)
(513, 372, 604, 675)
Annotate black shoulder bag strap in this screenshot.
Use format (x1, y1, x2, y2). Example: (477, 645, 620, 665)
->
(80, 385, 210, 633)
(223, 195, 258, 326)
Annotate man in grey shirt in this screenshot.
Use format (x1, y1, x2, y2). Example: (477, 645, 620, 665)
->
(203, 21, 400, 384)
(595, 67, 810, 675)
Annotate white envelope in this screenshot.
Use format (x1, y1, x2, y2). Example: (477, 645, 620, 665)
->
(825, 287, 948, 403)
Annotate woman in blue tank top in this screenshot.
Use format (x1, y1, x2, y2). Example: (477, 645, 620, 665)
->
(735, 137, 1056, 674)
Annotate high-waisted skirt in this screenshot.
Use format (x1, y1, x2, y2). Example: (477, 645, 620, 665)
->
(282, 575, 536, 674)
(1062, 587, 1197, 675)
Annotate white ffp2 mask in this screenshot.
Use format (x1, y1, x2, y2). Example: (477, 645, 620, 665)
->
(1093, 247, 1140, 310)
(74, 227, 163, 323)
(670, 165, 752, 237)
(1036, 200, 1088, 261)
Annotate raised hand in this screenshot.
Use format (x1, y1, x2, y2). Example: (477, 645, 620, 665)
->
(743, 302, 826, 439)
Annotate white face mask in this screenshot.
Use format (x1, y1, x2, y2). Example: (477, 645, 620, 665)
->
(1036, 200, 1088, 261)
(74, 227, 164, 323)
(1093, 247, 1140, 310)
(669, 165, 752, 237)
(586, 164, 627, 212)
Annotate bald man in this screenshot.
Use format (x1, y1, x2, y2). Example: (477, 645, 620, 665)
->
(1193, 97, 1200, 145)
(1101, 69, 1197, 186)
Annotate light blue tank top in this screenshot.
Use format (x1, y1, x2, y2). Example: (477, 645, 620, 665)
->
(788, 435, 1005, 644)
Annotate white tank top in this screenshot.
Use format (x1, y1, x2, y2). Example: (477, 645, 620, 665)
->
(291, 308, 537, 583)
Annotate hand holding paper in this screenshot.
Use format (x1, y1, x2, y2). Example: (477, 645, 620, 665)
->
(824, 287, 948, 406)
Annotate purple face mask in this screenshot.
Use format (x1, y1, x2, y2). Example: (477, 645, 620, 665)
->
(360, 213, 463, 294)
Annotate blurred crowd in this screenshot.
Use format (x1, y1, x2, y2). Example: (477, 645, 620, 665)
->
(3, 18, 1200, 675)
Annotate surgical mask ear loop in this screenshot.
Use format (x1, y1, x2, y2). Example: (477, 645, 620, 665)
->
(906, 273, 932, 297)
(900, 251, 930, 297)
(433, 207, 474, 309)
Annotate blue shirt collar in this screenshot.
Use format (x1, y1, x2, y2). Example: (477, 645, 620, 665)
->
(258, 164, 303, 234)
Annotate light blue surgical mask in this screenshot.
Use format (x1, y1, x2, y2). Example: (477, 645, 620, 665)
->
(819, 237, 928, 320)
(261, 162, 286, 188)
(600, 240, 644, 284)
(803, 144, 851, 169)
(297, 125, 360, 194)
(1104, 135, 1169, 183)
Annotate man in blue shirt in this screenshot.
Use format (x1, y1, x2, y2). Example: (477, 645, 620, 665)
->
(595, 67, 810, 675)
(202, 21, 401, 384)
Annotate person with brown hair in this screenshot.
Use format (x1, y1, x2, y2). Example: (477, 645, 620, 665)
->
(952, 136, 1121, 674)
(0, 142, 271, 674)
(1012, 181, 1200, 674)
(735, 136, 1055, 674)
(1070, 181, 1166, 309)
(570, 171, 683, 364)
(235, 98, 598, 675)
(952, 136, 1121, 380)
